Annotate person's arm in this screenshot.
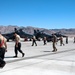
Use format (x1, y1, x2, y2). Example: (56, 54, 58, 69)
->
(4, 42, 7, 52)
(4, 37, 7, 52)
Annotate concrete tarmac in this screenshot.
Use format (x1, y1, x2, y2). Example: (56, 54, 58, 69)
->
(0, 38, 75, 75)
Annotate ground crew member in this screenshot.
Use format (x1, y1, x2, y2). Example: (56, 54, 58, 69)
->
(32, 36, 37, 46)
(43, 37, 47, 45)
(13, 33, 25, 57)
(52, 34, 57, 52)
(0, 32, 7, 68)
(59, 36, 65, 46)
(66, 36, 68, 44)
(74, 37, 75, 43)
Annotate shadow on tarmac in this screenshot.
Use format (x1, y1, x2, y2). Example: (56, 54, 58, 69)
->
(5, 56, 14, 58)
(6, 48, 75, 64)
(43, 51, 51, 52)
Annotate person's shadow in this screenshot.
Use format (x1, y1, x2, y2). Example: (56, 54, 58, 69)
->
(43, 51, 51, 52)
(5, 56, 15, 58)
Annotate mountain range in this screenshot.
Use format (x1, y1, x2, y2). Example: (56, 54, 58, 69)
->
(0, 25, 75, 36)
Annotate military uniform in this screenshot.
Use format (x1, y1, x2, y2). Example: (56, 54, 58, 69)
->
(52, 34, 57, 52)
(60, 36, 64, 46)
(43, 37, 47, 45)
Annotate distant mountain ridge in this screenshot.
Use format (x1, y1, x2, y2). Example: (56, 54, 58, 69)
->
(0, 25, 75, 36)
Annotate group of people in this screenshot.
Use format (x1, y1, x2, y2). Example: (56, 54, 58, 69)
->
(31, 34, 66, 52)
(31, 36, 47, 46)
(0, 32, 70, 68)
(0, 32, 25, 68)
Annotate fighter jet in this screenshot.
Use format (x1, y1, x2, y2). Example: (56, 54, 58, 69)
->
(2, 32, 15, 42)
(2, 28, 33, 42)
(14, 28, 33, 38)
(53, 31, 67, 37)
(33, 30, 67, 42)
(33, 29, 53, 41)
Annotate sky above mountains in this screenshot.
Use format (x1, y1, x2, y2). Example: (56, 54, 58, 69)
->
(0, 0, 75, 29)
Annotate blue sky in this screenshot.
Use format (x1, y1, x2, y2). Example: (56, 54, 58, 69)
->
(0, 0, 75, 29)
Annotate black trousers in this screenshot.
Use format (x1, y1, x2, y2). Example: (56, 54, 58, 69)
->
(0, 48, 6, 64)
(14, 42, 23, 56)
(32, 40, 37, 46)
(44, 40, 46, 45)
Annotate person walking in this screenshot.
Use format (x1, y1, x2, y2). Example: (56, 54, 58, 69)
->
(52, 34, 57, 52)
(66, 36, 68, 44)
(74, 37, 75, 43)
(13, 33, 25, 57)
(59, 36, 65, 46)
(43, 37, 47, 45)
(32, 36, 37, 46)
(0, 32, 7, 68)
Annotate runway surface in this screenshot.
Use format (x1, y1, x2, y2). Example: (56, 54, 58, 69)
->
(0, 38, 75, 75)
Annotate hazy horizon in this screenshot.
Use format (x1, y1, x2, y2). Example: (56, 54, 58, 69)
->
(0, 25, 75, 30)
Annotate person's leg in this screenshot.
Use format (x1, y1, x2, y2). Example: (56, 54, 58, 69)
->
(0, 48, 5, 59)
(52, 42, 57, 52)
(52, 43, 55, 52)
(44, 40, 45, 45)
(34, 40, 37, 46)
(18, 42, 25, 57)
(0, 48, 6, 68)
(32, 40, 34, 46)
(0, 58, 6, 68)
(44, 40, 46, 45)
(14, 45, 18, 57)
